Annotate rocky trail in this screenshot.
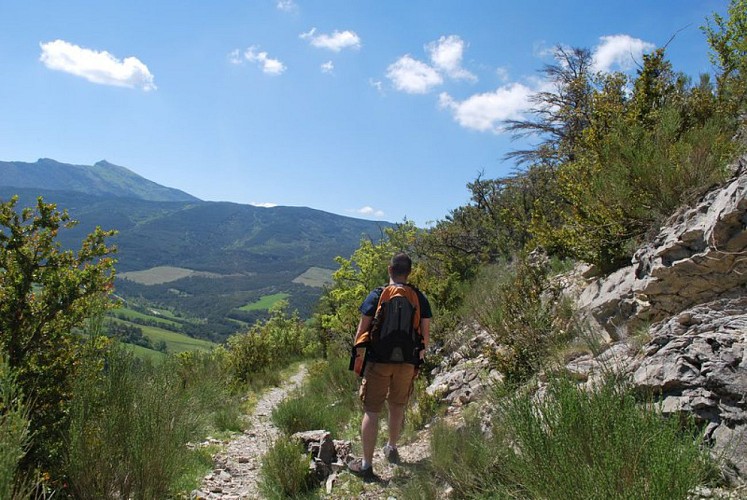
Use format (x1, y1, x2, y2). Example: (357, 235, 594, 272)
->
(192, 365, 308, 499)
(190, 360, 446, 499)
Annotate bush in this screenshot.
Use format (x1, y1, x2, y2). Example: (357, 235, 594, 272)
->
(430, 410, 509, 497)
(0, 197, 116, 478)
(272, 358, 359, 437)
(258, 436, 315, 499)
(429, 376, 715, 499)
(464, 256, 576, 385)
(495, 376, 716, 498)
(66, 340, 241, 499)
(0, 356, 36, 500)
(225, 301, 318, 384)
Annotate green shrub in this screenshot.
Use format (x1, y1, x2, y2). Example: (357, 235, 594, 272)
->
(0, 356, 36, 500)
(66, 340, 239, 499)
(225, 301, 318, 384)
(272, 358, 359, 437)
(258, 436, 315, 499)
(430, 410, 509, 497)
(430, 377, 716, 499)
(407, 376, 444, 432)
(503, 377, 713, 498)
(0, 197, 116, 479)
(465, 257, 576, 385)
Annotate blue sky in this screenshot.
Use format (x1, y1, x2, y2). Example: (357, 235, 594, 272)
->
(0, 0, 729, 226)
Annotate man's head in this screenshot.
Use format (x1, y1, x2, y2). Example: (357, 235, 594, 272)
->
(388, 253, 412, 280)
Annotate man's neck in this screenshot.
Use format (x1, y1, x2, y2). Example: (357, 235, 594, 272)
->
(389, 275, 408, 285)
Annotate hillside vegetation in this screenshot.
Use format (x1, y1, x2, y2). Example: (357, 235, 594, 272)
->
(0, 185, 390, 343)
(266, 2, 747, 498)
(2, 2, 746, 498)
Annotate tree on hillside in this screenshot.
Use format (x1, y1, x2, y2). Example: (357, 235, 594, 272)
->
(317, 223, 418, 355)
(0, 196, 116, 478)
(504, 46, 595, 168)
(703, 0, 747, 123)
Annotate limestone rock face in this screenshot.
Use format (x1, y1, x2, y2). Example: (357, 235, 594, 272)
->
(576, 158, 747, 481)
(579, 157, 747, 340)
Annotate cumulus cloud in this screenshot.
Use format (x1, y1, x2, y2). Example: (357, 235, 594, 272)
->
(276, 0, 298, 12)
(321, 60, 334, 74)
(237, 46, 286, 75)
(386, 34, 477, 94)
(426, 35, 476, 81)
(356, 206, 385, 217)
(592, 34, 655, 72)
(438, 83, 533, 133)
(386, 55, 443, 94)
(39, 39, 156, 91)
(251, 202, 278, 208)
(300, 28, 361, 52)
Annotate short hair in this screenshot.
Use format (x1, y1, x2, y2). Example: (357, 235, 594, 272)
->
(389, 253, 412, 276)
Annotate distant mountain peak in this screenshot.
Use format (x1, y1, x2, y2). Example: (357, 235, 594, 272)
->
(0, 158, 201, 203)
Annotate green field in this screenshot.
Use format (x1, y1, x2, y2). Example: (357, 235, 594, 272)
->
(112, 306, 183, 330)
(109, 317, 215, 353)
(292, 266, 334, 288)
(238, 293, 290, 311)
(125, 343, 168, 361)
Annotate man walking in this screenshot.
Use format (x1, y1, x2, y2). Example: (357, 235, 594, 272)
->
(348, 253, 432, 480)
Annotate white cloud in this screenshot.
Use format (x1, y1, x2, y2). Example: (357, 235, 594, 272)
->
(426, 35, 476, 82)
(243, 46, 286, 75)
(438, 83, 533, 133)
(356, 206, 385, 217)
(39, 39, 156, 91)
(251, 202, 278, 208)
(386, 55, 443, 94)
(321, 60, 334, 74)
(276, 0, 298, 12)
(592, 34, 655, 73)
(300, 28, 361, 52)
(369, 79, 384, 93)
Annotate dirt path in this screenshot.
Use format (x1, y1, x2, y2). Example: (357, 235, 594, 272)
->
(193, 364, 308, 499)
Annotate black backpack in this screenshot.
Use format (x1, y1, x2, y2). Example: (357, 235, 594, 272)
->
(368, 284, 423, 364)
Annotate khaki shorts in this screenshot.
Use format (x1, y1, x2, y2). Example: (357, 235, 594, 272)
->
(359, 362, 416, 413)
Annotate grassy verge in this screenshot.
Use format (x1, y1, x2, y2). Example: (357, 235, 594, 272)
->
(428, 375, 717, 499)
(272, 357, 359, 437)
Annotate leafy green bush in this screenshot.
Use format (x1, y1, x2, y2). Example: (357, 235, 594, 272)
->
(258, 436, 315, 499)
(430, 376, 715, 499)
(0, 197, 116, 479)
(225, 301, 318, 384)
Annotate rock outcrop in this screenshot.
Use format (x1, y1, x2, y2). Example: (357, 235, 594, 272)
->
(577, 157, 747, 481)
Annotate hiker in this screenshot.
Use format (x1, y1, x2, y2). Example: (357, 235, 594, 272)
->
(348, 252, 432, 480)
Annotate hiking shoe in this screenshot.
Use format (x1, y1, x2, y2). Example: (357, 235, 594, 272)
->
(382, 444, 400, 464)
(347, 458, 377, 482)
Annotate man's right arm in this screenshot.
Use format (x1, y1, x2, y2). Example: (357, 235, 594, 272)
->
(354, 315, 373, 344)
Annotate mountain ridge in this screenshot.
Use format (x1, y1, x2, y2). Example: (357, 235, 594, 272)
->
(0, 158, 200, 202)
(0, 158, 392, 341)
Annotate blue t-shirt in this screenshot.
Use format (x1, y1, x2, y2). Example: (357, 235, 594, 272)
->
(359, 283, 433, 319)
